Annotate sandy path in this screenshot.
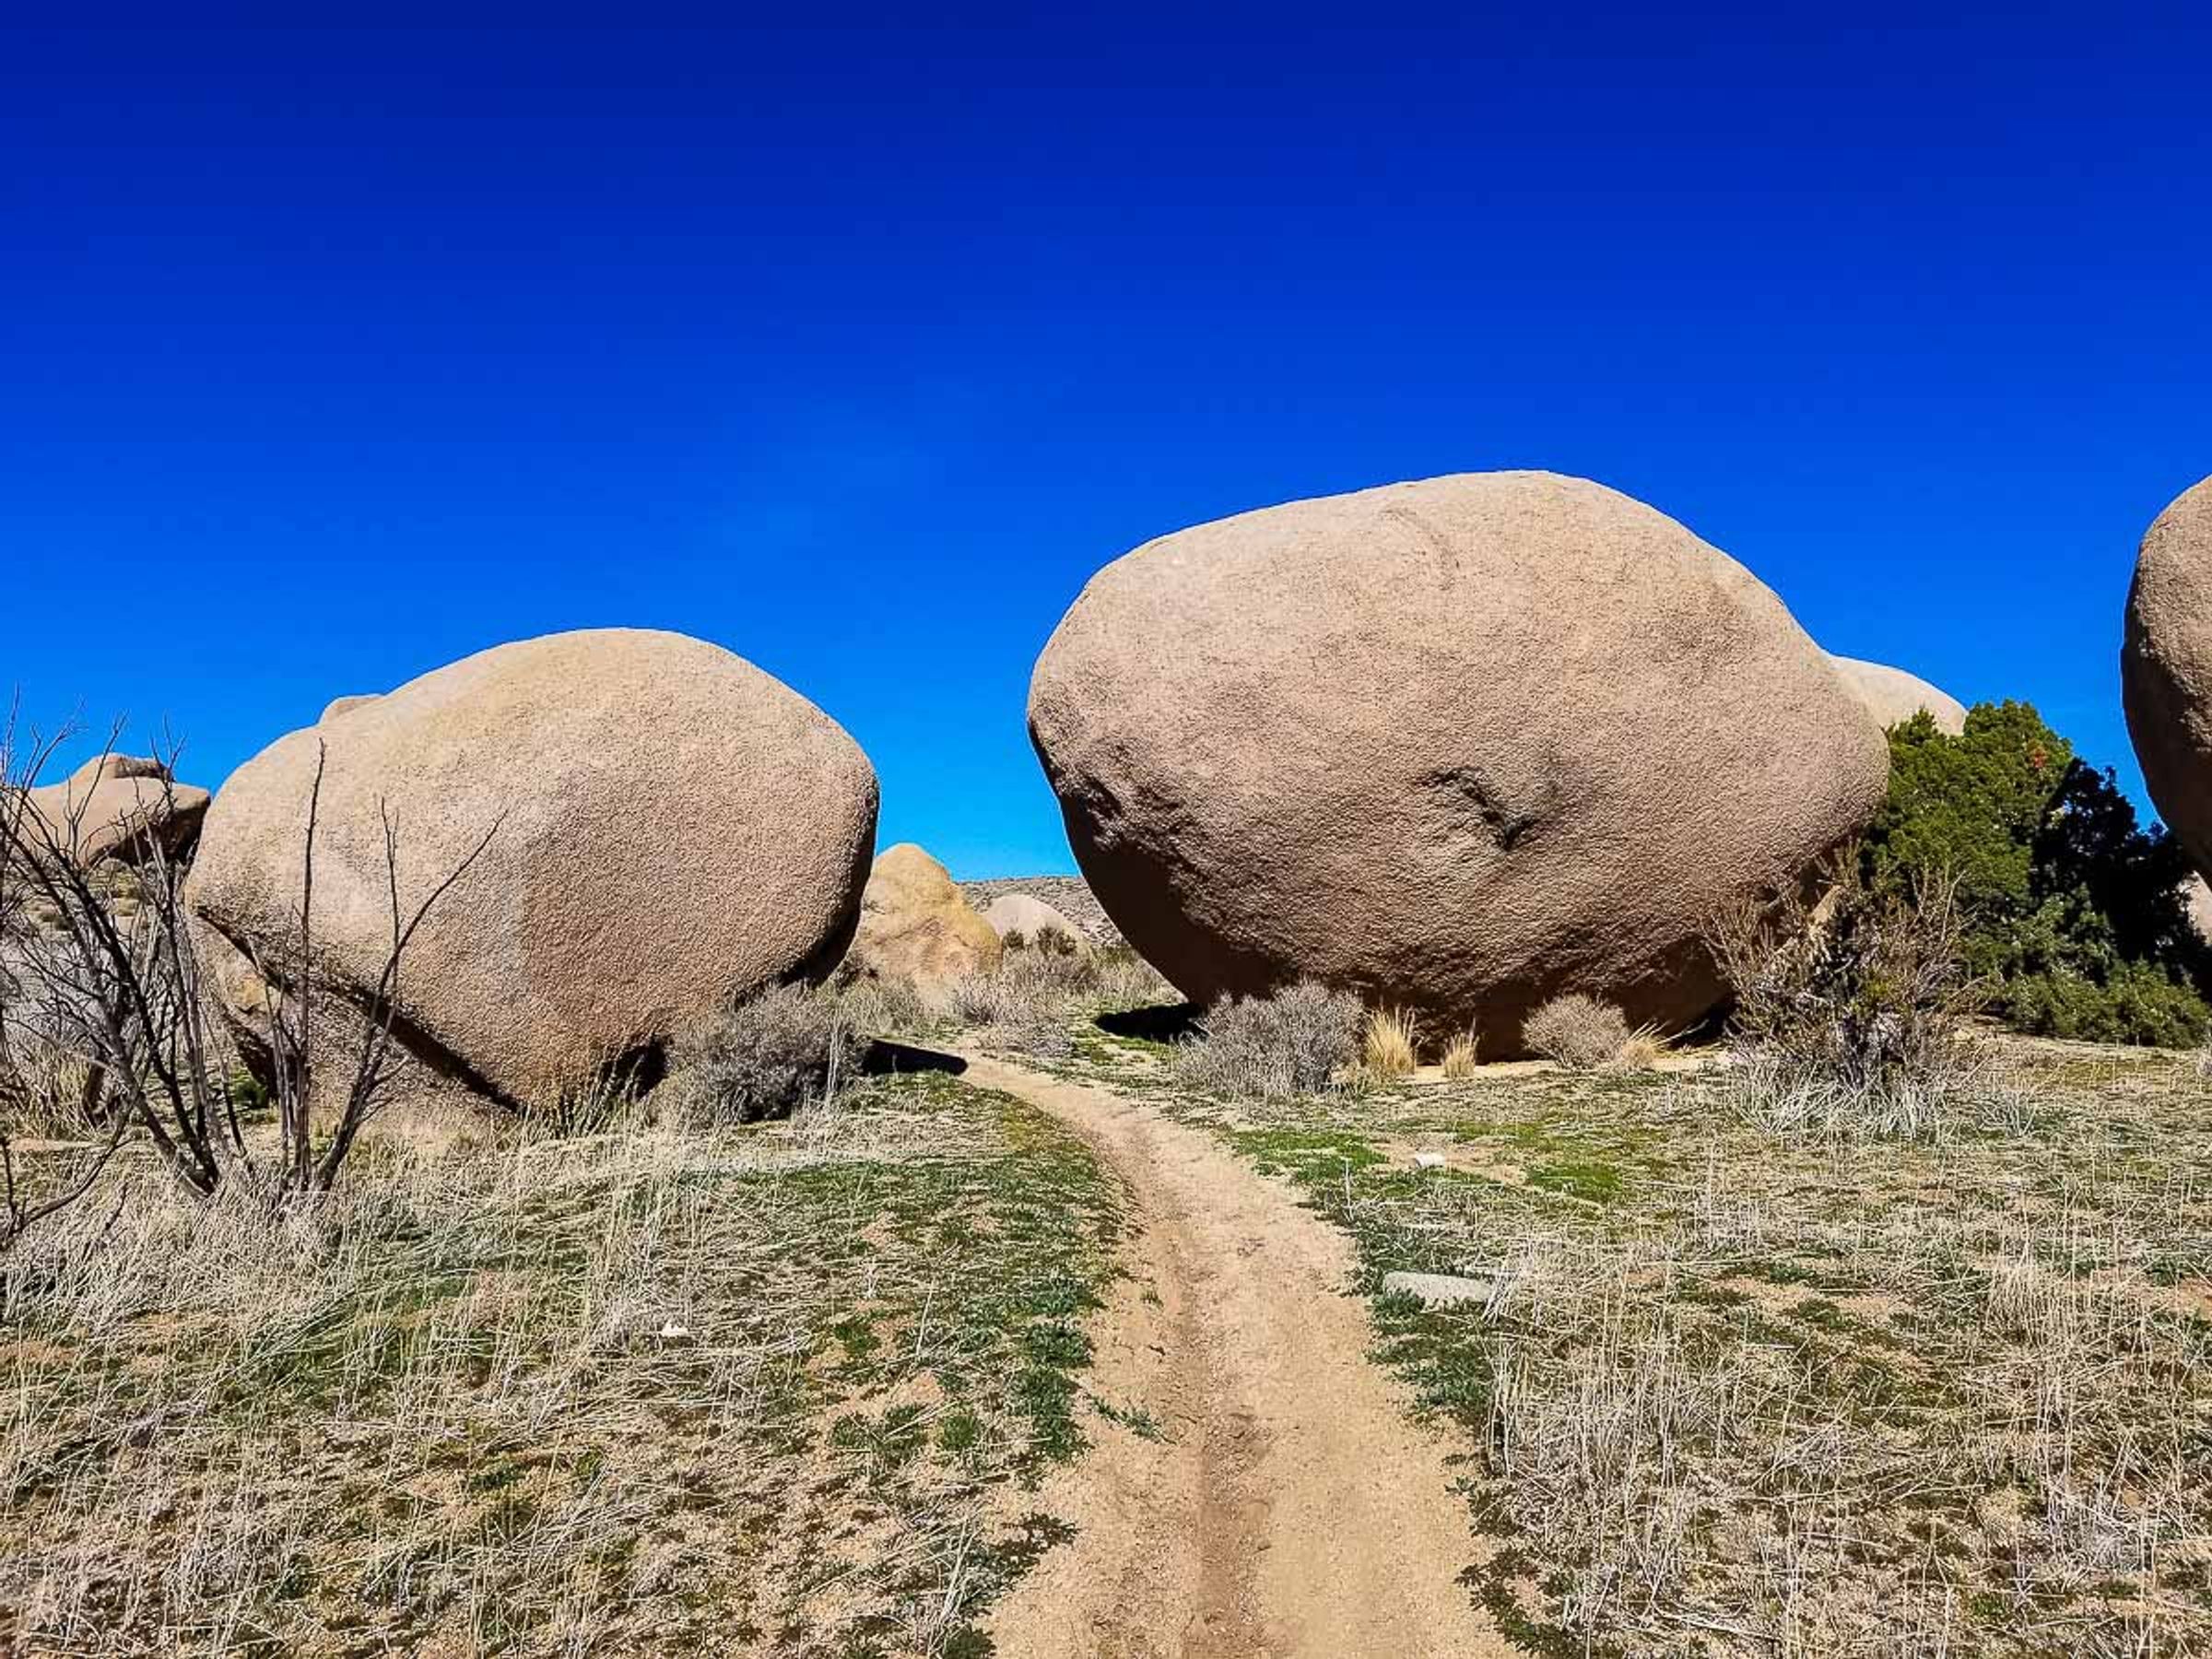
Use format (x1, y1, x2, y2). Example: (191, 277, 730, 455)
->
(960, 1053, 1512, 1659)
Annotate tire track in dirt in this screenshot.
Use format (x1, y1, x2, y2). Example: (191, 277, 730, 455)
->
(962, 1053, 1512, 1658)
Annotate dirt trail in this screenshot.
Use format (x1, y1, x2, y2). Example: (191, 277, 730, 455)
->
(961, 1053, 1512, 1659)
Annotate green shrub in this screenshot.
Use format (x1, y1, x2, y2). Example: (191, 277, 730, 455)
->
(1863, 703, 2211, 1045)
(1994, 961, 2209, 1048)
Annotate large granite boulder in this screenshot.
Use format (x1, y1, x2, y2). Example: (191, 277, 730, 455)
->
(1830, 655, 1968, 735)
(2124, 476, 2212, 872)
(16, 755, 211, 866)
(187, 629, 877, 1109)
(1028, 471, 1889, 1053)
(850, 844, 1002, 986)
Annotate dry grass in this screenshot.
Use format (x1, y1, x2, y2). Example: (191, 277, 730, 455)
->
(1361, 1006, 1420, 1080)
(1522, 993, 1632, 1070)
(1711, 861, 2000, 1142)
(0, 1027, 103, 1141)
(1139, 1032, 2212, 1655)
(0, 1070, 1122, 1654)
(1440, 1030, 1480, 1079)
(942, 945, 1171, 1059)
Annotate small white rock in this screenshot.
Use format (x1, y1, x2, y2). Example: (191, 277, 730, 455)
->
(1382, 1271, 1494, 1308)
(658, 1321, 694, 1342)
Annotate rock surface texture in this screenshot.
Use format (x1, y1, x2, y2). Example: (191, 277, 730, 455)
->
(2124, 476, 2212, 874)
(187, 629, 877, 1108)
(1830, 655, 1969, 735)
(17, 755, 211, 866)
(851, 844, 1002, 985)
(1028, 471, 1889, 1052)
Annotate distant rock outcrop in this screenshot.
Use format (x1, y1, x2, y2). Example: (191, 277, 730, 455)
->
(1028, 470, 1889, 1053)
(851, 844, 1002, 986)
(187, 629, 877, 1110)
(959, 876, 1122, 947)
(1830, 655, 1968, 735)
(16, 755, 211, 866)
(982, 892, 1088, 949)
(2124, 476, 2212, 874)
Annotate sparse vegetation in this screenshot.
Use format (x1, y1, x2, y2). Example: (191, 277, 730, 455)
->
(1360, 1006, 1419, 1079)
(1711, 859, 2005, 1140)
(0, 1070, 1122, 1653)
(665, 981, 861, 1126)
(1521, 992, 1632, 1070)
(1, 719, 496, 1247)
(1172, 980, 1362, 1100)
(1133, 1023, 2212, 1656)
(943, 943, 1171, 1058)
(1439, 1029, 1480, 1078)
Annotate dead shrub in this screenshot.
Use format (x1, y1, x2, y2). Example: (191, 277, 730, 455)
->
(666, 983, 860, 1125)
(1523, 994, 1632, 1070)
(1362, 1006, 1420, 1080)
(1708, 859, 1998, 1139)
(1174, 982, 1362, 1100)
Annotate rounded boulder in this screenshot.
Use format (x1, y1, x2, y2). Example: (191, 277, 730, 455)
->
(187, 629, 878, 1108)
(1028, 471, 1888, 1052)
(983, 892, 1088, 949)
(19, 755, 211, 867)
(1830, 655, 1968, 735)
(2124, 476, 2212, 873)
(850, 843, 1002, 986)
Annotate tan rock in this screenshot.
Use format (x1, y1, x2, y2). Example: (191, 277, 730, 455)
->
(320, 694, 379, 722)
(194, 918, 478, 1122)
(2182, 874, 2212, 947)
(2124, 477, 2212, 873)
(983, 892, 1088, 949)
(1028, 471, 1889, 1053)
(186, 628, 877, 1109)
(1830, 655, 1968, 735)
(16, 755, 211, 866)
(852, 844, 1002, 985)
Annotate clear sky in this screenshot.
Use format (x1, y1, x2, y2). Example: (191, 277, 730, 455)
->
(6, 11, 2208, 877)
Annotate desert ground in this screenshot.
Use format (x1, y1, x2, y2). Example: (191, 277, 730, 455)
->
(6, 925, 2209, 1655)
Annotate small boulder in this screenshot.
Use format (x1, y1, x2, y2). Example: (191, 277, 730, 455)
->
(851, 844, 1002, 985)
(2124, 477, 2212, 873)
(17, 755, 211, 866)
(319, 693, 380, 722)
(1830, 655, 1968, 735)
(982, 892, 1088, 950)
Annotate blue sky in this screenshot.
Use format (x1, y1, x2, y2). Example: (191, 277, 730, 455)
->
(6, 11, 2208, 876)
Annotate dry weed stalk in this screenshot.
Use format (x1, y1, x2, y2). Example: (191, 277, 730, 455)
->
(0, 711, 498, 1248)
(1361, 1006, 1420, 1079)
